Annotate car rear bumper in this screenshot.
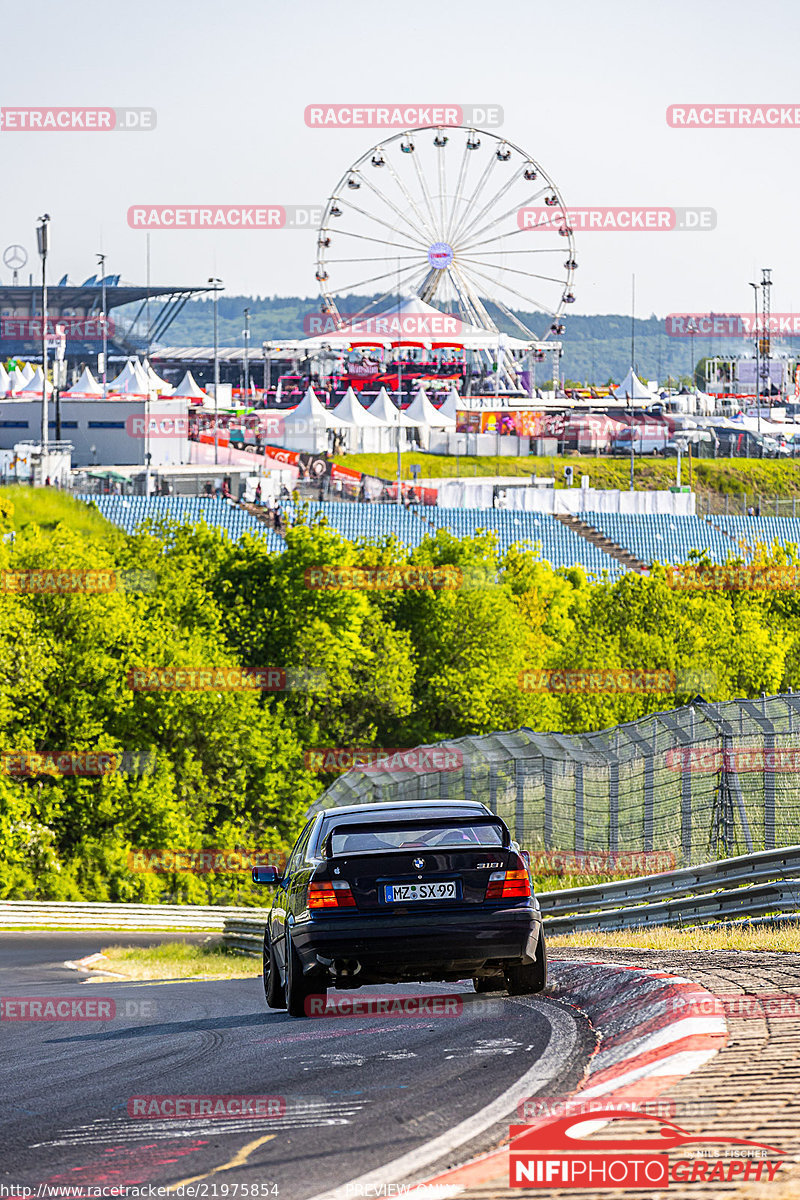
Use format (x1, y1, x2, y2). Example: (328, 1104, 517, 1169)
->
(290, 904, 542, 981)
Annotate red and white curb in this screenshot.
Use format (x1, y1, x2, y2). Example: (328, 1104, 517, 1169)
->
(394, 960, 727, 1195)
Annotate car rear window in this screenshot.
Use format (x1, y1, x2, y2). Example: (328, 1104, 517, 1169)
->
(328, 822, 504, 855)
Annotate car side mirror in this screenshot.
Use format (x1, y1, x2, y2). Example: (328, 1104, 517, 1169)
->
(252, 865, 281, 885)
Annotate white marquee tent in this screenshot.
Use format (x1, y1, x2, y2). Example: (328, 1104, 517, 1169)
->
(613, 368, 653, 403)
(0, 363, 9, 396)
(19, 366, 53, 396)
(61, 367, 103, 398)
(282, 387, 347, 453)
(171, 370, 209, 400)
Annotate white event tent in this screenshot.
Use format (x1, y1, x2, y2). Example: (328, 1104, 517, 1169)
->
(330, 387, 387, 453)
(0, 363, 9, 396)
(282, 387, 347, 453)
(613, 368, 653, 403)
(19, 366, 53, 396)
(20, 363, 35, 384)
(61, 367, 104, 398)
(171, 370, 209, 401)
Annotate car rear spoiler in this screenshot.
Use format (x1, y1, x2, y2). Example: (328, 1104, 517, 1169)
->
(320, 814, 510, 858)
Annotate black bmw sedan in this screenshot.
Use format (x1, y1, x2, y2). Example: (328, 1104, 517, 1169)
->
(253, 800, 546, 1017)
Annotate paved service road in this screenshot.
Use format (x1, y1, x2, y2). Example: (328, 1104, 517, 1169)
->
(0, 933, 594, 1200)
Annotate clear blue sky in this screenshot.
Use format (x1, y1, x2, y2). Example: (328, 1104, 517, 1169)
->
(3, 0, 796, 319)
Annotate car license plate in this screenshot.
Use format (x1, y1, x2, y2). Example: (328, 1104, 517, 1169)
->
(385, 882, 457, 902)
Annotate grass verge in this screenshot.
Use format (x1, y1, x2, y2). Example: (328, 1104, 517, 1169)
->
(548, 924, 800, 952)
(333, 453, 800, 504)
(97, 939, 260, 979)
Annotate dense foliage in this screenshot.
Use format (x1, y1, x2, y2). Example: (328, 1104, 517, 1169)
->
(1, 489, 798, 901)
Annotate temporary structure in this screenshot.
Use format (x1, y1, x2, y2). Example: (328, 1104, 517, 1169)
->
(369, 387, 417, 426)
(438, 385, 463, 422)
(107, 360, 149, 395)
(61, 367, 104, 398)
(613, 368, 653, 403)
(331, 386, 388, 453)
(283, 387, 347, 453)
(404, 389, 456, 428)
(19, 366, 53, 396)
(0, 363, 9, 395)
(171, 370, 209, 401)
(20, 363, 35, 384)
(142, 358, 173, 395)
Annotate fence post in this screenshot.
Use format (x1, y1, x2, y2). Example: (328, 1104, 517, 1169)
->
(574, 762, 584, 852)
(681, 765, 692, 865)
(544, 757, 553, 850)
(609, 761, 619, 853)
(764, 732, 775, 850)
(644, 746, 655, 852)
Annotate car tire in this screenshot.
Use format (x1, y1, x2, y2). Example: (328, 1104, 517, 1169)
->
(473, 974, 504, 993)
(285, 930, 327, 1018)
(504, 927, 548, 996)
(263, 931, 285, 1009)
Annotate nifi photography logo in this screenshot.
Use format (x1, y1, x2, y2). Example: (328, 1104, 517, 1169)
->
(509, 1110, 784, 1189)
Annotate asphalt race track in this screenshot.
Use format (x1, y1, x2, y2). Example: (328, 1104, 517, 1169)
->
(1, 933, 594, 1200)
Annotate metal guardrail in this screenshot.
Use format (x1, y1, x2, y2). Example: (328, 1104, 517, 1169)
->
(537, 844, 800, 917)
(223, 918, 267, 956)
(218, 845, 800, 947)
(0, 901, 270, 930)
(4, 846, 798, 943)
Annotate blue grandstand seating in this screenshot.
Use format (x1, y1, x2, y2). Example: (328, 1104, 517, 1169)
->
(81, 497, 800, 579)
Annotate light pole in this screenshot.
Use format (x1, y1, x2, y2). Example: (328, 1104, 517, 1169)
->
(243, 307, 250, 401)
(37, 214, 50, 454)
(749, 281, 761, 433)
(97, 251, 107, 399)
(262, 341, 271, 398)
(208, 277, 222, 465)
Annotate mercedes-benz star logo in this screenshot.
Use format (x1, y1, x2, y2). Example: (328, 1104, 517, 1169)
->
(413, 857, 425, 870)
(3, 244, 28, 271)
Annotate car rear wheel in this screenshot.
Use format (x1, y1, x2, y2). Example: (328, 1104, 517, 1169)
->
(263, 931, 285, 1009)
(504, 927, 547, 996)
(285, 930, 327, 1018)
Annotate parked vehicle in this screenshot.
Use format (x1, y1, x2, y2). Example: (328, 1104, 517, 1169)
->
(253, 800, 546, 1017)
(611, 424, 669, 455)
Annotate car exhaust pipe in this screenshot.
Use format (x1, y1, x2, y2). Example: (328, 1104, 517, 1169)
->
(330, 957, 362, 978)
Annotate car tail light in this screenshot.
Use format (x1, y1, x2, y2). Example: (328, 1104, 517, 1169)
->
(485, 869, 531, 900)
(308, 880, 356, 909)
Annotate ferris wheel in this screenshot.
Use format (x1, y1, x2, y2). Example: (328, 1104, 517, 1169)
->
(315, 126, 576, 354)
